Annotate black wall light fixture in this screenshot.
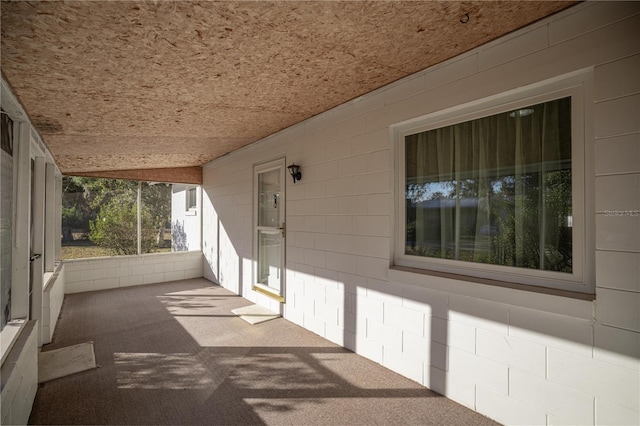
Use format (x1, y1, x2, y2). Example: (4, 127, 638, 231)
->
(287, 164, 302, 183)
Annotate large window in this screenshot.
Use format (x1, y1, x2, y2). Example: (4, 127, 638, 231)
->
(395, 77, 591, 293)
(1, 112, 13, 331)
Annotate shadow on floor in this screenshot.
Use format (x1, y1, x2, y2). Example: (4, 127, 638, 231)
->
(30, 278, 498, 425)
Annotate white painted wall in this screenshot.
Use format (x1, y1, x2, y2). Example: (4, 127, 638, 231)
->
(202, 3, 640, 425)
(64, 251, 203, 294)
(171, 185, 202, 252)
(42, 263, 65, 344)
(0, 321, 38, 426)
(1, 80, 63, 422)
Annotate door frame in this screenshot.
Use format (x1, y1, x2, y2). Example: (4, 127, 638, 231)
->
(252, 158, 286, 303)
(29, 136, 45, 346)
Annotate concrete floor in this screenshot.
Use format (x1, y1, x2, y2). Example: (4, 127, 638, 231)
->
(30, 278, 499, 425)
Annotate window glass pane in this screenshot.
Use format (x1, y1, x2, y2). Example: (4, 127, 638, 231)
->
(186, 187, 197, 210)
(257, 230, 282, 292)
(258, 169, 281, 227)
(1, 114, 13, 330)
(405, 97, 572, 273)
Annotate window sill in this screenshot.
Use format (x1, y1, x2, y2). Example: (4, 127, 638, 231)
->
(185, 209, 197, 216)
(1, 319, 26, 366)
(389, 265, 594, 320)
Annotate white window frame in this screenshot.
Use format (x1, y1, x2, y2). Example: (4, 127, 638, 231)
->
(393, 71, 594, 294)
(185, 186, 197, 215)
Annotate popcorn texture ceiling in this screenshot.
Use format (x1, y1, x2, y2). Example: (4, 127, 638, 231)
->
(1, 1, 575, 182)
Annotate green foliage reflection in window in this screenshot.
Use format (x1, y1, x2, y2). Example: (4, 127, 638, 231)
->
(405, 97, 572, 273)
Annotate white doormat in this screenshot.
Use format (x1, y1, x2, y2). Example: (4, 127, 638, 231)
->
(38, 341, 96, 383)
(231, 305, 280, 325)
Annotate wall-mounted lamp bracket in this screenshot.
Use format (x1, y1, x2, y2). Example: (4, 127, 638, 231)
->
(287, 164, 302, 183)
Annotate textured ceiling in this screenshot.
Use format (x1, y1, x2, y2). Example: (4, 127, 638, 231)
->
(1, 1, 575, 178)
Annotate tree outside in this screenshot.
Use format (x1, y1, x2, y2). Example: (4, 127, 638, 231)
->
(62, 177, 172, 259)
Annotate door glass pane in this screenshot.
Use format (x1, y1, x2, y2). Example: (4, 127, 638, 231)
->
(258, 169, 281, 227)
(257, 230, 281, 292)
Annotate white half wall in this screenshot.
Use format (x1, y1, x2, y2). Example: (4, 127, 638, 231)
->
(64, 251, 203, 294)
(0, 321, 38, 426)
(201, 2, 640, 425)
(42, 262, 65, 344)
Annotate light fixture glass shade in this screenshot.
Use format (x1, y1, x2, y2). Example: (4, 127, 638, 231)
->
(287, 164, 301, 183)
(509, 108, 534, 118)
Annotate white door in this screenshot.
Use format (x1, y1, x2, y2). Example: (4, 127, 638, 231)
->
(253, 159, 285, 302)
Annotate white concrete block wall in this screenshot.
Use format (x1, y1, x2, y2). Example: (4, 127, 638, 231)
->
(171, 185, 202, 251)
(42, 263, 65, 344)
(1, 321, 38, 426)
(64, 251, 203, 294)
(202, 2, 639, 425)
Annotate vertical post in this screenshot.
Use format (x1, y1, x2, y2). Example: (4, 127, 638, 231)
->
(55, 173, 62, 262)
(32, 156, 45, 347)
(137, 181, 141, 255)
(44, 163, 56, 272)
(11, 122, 30, 319)
(197, 186, 202, 251)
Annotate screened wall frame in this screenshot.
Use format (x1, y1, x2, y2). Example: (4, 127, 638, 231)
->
(392, 70, 595, 294)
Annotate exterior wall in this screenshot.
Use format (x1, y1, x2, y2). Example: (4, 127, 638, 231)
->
(202, 3, 640, 425)
(1, 80, 63, 421)
(171, 185, 202, 252)
(1, 321, 38, 426)
(64, 251, 203, 294)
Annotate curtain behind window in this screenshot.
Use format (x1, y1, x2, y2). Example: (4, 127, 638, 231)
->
(405, 97, 572, 273)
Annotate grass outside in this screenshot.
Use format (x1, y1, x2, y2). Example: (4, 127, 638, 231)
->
(62, 241, 171, 260)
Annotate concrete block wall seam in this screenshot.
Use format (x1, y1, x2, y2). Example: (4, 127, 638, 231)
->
(593, 323, 640, 370)
(548, 1, 640, 45)
(547, 347, 639, 410)
(594, 133, 640, 176)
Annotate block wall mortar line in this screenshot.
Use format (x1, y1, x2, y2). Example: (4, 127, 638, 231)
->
(474, 327, 478, 355)
(595, 171, 640, 178)
(594, 51, 640, 71)
(473, 383, 478, 411)
(545, 346, 549, 380)
(594, 130, 640, 141)
(594, 247, 640, 254)
(594, 130, 639, 140)
(595, 321, 640, 336)
(595, 287, 640, 296)
(594, 91, 640, 104)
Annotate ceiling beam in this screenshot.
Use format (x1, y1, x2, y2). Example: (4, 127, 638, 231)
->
(70, 167, 202, 185)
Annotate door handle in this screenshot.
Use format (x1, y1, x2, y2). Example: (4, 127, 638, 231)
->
(279, 223, 285, 238)
(30, 253, 42, 263)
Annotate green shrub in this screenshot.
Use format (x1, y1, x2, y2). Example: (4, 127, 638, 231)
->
(89, 201, 158, 256)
